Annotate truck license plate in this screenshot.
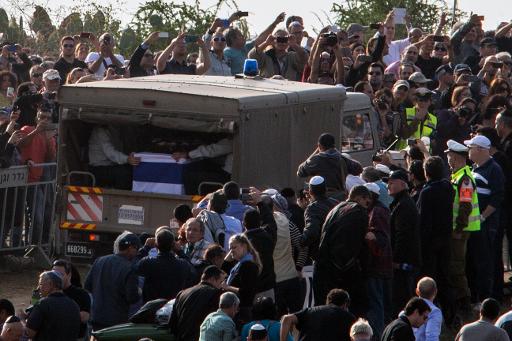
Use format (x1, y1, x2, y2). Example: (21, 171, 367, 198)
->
(65, 242, 94, 258)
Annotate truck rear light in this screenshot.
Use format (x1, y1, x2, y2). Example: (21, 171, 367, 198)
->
(88, 234, 100, 241)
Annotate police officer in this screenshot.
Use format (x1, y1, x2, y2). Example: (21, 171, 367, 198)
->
(464, 135, 505, 304)
(445, 139, 480, 320)
(396, 88, 437, 151)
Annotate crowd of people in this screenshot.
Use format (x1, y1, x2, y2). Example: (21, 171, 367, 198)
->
(1, 5, 512, 341)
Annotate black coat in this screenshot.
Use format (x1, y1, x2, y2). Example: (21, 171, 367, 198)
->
(228, 261, 259, 307)
(381, 315, 415, 341)
(390, 190, 421, 267)
(169, 282, 221, 341)
(245, 228, 275, 293)
(417, 179, 454, 242)
(317, 201, 368, 274)
(301, 195, 338, 260)
(128, 45, 155, 78)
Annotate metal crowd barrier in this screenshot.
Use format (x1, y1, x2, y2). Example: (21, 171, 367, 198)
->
(0, 162, 57, 264)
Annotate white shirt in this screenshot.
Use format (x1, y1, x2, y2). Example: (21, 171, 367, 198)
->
(85, 52, 125, 77)
(383, 37, 411, 66)
(188, 138, 233, 174)
(88, 126, 128, 166)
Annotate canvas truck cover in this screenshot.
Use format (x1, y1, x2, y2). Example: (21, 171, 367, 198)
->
(58, 75, 348, 133)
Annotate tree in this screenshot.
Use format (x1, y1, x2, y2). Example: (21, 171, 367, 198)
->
(132, 0, 242, 43)
(331, 0, 465, 38)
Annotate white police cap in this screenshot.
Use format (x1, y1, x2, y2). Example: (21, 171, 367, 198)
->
(444, 139, 469, 154)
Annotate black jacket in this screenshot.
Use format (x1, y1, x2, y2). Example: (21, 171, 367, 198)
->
(245, 202, 277, 292)
(390, 190, 421, 267)
(128, 44, 155, 78)
(169, 282, 221, 341)
(228, 261, 259, 307)
(136, 251, 195, 302)
(297, 148, 362, 192)
(381, 315, 415, 341)
(417, 179, 454, 242)
(500, 132, 512, 205)
(317, 201, 368, 274)
(0, 130, 15, 168)
(301, 195, 338, 261)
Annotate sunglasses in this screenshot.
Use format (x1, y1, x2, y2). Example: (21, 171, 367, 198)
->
(368, 72, 382, 76)
(213, 37, 226, 42)
(31, 73, 42, 77)
(276, 36, 289, 43)
(63, 44, 74, 48)
(435, 46, 447, 52)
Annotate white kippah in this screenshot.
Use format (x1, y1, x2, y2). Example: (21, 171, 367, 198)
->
(309, 176, 325, 186)
(250, 324, 266, 331)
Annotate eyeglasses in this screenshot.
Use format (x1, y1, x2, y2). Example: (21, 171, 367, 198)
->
(63, 44, 74, 48)
(435, 46, 447, 52)
(31, 73, 42, 78)
(213, 37, 226, 42)
(276, 36, 289, 43)
(368, 72, 382, 76)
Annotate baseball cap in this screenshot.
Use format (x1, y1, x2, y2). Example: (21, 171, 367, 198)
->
(415, 87, 434, 96)
(408, 72, 431, 84)
(464, 135, 491, 149)
(347, 23, 367, 36)
(480, 37, 497, 47)
(118, 232, 141, 248)
(392, 80, 410, 91)
(444, 139, 469, 154)
(384, 169, 409, 183)
(435, 64, 453, 78)
(42, 69, 61, 80)
(454, 63, 472, 74)
(364, 182, 380, 195)
(375, 163, 391, 175)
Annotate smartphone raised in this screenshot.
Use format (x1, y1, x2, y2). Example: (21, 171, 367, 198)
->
(359, 55, 372, 63)
(80, 32, 92, 39)
(184, 35, 199, 44)
(369, 23, 381, 30)
(237, 11, 249, 17)
(433, 35, 444, 42)
(158, 32, 169, 38)
(7, 44, 16, 53)
(220, 19, 230, 28)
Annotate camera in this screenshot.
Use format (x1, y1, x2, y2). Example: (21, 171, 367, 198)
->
(321, 32, 338, 47)
(374, 98, 388, 111)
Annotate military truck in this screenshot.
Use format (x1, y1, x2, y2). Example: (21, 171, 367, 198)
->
(55, 75, 378, 259)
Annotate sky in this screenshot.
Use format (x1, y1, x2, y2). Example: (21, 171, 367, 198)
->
(0, 0, 509, 34)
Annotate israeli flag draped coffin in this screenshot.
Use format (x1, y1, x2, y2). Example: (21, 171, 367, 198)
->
(132, 153, 188, 195)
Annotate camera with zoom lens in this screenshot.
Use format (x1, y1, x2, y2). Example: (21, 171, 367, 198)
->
(374, 97, 388, 111)
(321, 32, 338, 47)
(455, 107, 472, 118)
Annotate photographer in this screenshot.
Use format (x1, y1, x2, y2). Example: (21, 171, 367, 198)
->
(345, 24, 386, 87)
(373, 88, 401, 147)
(128, 32, 159, 78)
(156, 32, 211, 75)
(248, 28, 307, 81)
(13, 82, 42, 127)
(309, 31, 344, 85)
(433, 96, 476, 159)
(85, 33, 125, 78)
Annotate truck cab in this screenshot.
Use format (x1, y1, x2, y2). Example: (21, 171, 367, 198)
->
(56, 75, 378, 260)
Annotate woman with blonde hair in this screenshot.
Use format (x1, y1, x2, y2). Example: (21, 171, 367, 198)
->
(223, 234, 261, 325)
(75, 43, 90, 62)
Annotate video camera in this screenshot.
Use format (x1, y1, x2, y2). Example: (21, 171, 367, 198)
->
(320, 32, 338, 47)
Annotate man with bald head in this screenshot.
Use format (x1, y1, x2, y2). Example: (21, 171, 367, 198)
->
(414, 277, 442, 340)
(85, 32, 125, 77)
